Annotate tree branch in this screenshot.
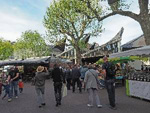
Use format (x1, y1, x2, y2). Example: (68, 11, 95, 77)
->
(79, 20, 92, 39)
(139, 0, 149, 15)
(97, 10, 140, 22)
(59, 27, 74, 39)
(85, 0, 101, 21)
(79, 0, 140, 22)
(60, 14, 79, 39)
(75, 9, 95, 19)
(71, 22, 79, 38)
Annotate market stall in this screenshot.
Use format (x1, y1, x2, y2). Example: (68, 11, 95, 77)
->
(0, 56, 72, 67)
(110, 46, 150, 100)
(96, 56, 136, 87)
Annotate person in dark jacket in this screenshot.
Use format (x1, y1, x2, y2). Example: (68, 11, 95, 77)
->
(102, 56, 117, 110)
(65, 65, 72, 90)
(71, 65, 82, 93)
(80, 64, 88, 88)
(52, 63, 65, 107)
(35, 66, 49, 108)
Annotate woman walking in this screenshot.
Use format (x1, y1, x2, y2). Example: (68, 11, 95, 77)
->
(84, 65, 102, 108)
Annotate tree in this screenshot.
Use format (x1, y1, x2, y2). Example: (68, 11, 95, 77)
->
(14, 30, 50, 59)
(44, 0, 102, 64)
(0, 38, 14, 60)
(76, 0, 150, 45)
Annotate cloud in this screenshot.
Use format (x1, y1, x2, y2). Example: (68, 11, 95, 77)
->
(0, 9, 46, 41)
(0, 0, 52, 41)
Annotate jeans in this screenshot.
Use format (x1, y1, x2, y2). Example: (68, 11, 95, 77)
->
(105, 79, 116, 107)
(19, 88, 23, 93)
(87, 88, 101, 106)
(35, 86, 45, 106)
(66, 78, 72, 90)
(54, 82, 62, 104)
(10, 81, 18, 98)
(72, 78, 82, 93)
(0, 83, 2, 95)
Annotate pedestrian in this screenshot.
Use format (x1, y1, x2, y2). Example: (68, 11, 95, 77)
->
(84, 65, 102, 108)
(18, 79, 24, 93)
(35, 66, 49, 108)
(80, 64, 88, 89)
(51, 63, 66, 107)
(65, 66, 72, 90)
(102, 56, 117, 110)
(0, 72, 2, 96)
(71, 65, 82, 93)
(1, 71, 10, 100)
(7, 66, 20, 102)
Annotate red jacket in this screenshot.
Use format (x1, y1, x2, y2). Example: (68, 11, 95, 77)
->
(18, 82, 24, 88)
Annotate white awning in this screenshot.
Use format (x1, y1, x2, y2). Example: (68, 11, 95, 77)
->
(110, 46, 150, 58)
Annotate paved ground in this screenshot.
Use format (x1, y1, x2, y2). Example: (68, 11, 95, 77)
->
(0, 79, 150, 113)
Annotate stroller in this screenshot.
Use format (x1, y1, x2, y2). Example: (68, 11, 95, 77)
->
(98, 79, 105, 88)
(2, 84, 10, 100)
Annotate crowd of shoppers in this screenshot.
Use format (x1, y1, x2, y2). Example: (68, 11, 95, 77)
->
(0, 56, 117, 110)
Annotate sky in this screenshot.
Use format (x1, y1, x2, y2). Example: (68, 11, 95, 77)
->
(0, 0, 146, 46)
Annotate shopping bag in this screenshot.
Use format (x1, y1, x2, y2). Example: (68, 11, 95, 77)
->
(31, 77, 36, 86)
(63, 84, 67, 97)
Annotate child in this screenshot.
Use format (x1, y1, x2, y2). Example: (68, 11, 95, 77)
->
(18, 79, 24, 93)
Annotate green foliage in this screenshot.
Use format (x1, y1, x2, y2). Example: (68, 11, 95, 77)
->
(0, 38, 14, 60)
(96, 56, 149, 64)
(44, 0, 102, 47)
(78, 40, 87, 50)
(13, 30, 50, 59)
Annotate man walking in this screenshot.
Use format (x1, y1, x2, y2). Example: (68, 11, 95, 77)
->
(102, 56, 117, 110)
(52, 63, 66, 107)
(8, 66, 19, 102)
(71, 65, 82, 93)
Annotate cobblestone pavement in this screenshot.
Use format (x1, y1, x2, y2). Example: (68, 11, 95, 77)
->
(0, 80, 150, 113)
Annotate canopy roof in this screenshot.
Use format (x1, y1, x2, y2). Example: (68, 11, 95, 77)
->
(0, 57, 50, 66)
(0, 56, 72, 67)
(110, 46, 150, 58)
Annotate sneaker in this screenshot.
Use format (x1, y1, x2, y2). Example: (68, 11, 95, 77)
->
(109, 106, 117, 110)
(58, 102, 61, 105)
(8, 98, 12, 102)
(41, 103, 46, 106)
(15, 96, 18, 99)
(39, 105, 42, 108)
(97, 105, 102, 108)
(56, 103, 59, 107)
(87, 104, 93, 107)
